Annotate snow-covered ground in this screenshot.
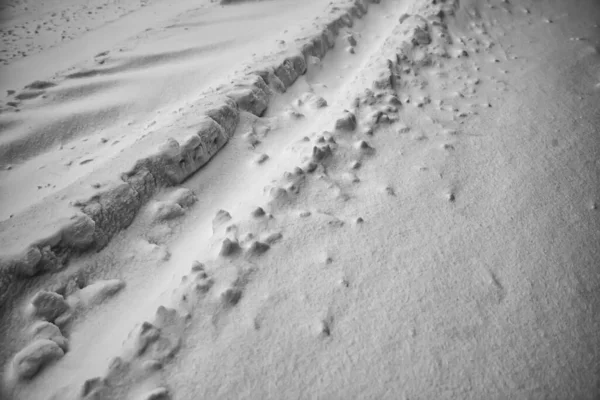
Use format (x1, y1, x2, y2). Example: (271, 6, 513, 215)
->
(1, 0, 599, 399)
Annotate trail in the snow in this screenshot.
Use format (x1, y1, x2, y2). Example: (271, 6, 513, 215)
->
(2, 0, 600, 399)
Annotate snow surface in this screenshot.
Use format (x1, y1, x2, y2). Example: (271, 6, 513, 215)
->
(1, 0, 599, 398)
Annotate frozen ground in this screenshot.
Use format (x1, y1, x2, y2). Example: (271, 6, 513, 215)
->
(1, 0, 599, 399)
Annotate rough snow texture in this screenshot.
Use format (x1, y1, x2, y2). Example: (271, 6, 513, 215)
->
(2, 0, 600, 398)
(0, 0, 377, 311)
(0, 0, 380, 312)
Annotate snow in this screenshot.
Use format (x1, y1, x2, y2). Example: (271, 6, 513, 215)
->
(1, 0, 600, 398)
